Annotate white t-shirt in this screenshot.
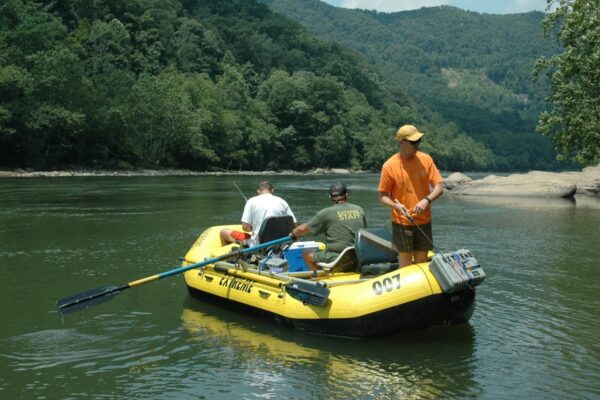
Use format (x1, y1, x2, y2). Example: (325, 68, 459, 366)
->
(241, 193, 296, 246)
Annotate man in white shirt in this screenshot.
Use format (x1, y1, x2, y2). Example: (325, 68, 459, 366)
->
(220, 181, 296, 247)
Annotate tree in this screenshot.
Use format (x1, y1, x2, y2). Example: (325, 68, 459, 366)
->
(123, 73, 195, 167)
(314, 124, 348, 167)
(2, 0, 527, 172)
(535, 0, 600, 166)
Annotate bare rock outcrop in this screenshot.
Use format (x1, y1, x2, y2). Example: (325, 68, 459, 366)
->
(566, 165, 600, 196)
(445, 165, 600, 197)
(443, 172, 472, 190)
(451, 171, 577, 198)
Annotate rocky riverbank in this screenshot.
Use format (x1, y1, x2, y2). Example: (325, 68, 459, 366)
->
(4, 166, 599, 198)
(0, 167, 363, 178)
(444, 165, 600, 197)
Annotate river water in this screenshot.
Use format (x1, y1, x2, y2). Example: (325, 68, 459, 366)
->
(0, 175, 599, 399)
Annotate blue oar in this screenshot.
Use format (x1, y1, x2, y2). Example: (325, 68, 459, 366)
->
(56, 236, 294, 314)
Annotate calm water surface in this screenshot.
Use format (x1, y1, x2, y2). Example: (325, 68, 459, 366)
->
(0, 175, 599, 399)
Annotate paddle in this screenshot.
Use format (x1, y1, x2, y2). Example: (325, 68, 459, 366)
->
(213, 264, 330, 306)
(266, 270, 330, 306)
(56, 235, 293, 314)
(285, 280, 330, 306)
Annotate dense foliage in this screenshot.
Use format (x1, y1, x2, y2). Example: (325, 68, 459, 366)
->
(0, 0, 491, 171)
(262, 0, 566, 170)
(535, 0, 600, 166)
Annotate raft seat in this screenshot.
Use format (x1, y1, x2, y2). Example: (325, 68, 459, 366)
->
(354, 228, 398, 265)
(258, 215, 295, 244)
(315, 228, 400, 273)
(317, 246, 359, 273)
(353, 228, 399, 274)
(251, 215, 295, 267)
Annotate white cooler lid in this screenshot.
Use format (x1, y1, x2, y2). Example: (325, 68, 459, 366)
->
(288, 241, 320, 250)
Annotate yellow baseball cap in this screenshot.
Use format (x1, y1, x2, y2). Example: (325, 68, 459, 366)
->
(396, 125, 425, 142)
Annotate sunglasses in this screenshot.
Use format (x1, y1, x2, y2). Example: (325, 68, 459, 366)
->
(404, 139, 421, 146)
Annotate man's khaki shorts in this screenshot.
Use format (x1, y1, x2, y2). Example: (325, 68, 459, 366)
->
(392, 222, 433, 252)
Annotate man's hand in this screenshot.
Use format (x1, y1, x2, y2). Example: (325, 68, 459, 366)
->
(242, 222, 252, 232)
(291, 224, 310, 239)
(393, 199, 409, 216)
(412, 198, 430, 214)
(395, 199, 416, 224)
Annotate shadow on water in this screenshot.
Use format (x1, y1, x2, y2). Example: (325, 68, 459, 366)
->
(180, 298, 480, 399)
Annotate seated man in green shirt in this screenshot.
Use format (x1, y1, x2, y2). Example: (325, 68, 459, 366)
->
(291, 182, 367, 271)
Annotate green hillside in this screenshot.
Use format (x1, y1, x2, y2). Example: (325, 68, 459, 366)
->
(0, 0, 492, 172)
(261, 0, 564, 170)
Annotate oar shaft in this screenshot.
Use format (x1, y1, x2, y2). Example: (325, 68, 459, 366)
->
(128, 275, 160, 287)
(132, 235, 292, 286)
(57, 235, 294, 314)
(213, 264, 283, 288)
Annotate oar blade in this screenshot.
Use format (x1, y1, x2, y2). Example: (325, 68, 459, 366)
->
(56, 285, 123, 314)
(285, 281, 330, 306)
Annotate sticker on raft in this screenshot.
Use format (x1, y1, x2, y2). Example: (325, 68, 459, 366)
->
(372, 273, 401, 295)
(219, 277, 254, 293)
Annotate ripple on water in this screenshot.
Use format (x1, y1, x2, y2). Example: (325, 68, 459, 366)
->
(1, 329, 113, 371)
(2, 176, 599, 399)
(472, 256, 599, 399)
(1, 314, 177, 374)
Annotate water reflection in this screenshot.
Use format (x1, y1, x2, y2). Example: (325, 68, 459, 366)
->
(452, 195, 577, 210)
(573, 195, 600, 209)
(180, 299, 479, 399)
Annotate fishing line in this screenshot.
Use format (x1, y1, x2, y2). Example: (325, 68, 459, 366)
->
(232, 181, 248, 202)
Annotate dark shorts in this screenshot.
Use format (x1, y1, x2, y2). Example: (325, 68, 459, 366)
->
(313, 250, 340, 264)
(392, 222, 433, 252)
(231, 231, 251, 241)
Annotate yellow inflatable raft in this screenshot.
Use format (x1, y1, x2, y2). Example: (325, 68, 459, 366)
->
(182, 222, 484, 338)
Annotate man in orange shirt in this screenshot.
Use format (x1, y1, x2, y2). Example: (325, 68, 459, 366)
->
(378, 124, 444, 267)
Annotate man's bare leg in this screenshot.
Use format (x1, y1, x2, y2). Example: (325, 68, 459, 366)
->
(303, 251, 319, 271)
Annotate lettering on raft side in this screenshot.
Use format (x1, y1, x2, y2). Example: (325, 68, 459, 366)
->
(372, 273, 401, 295)
(218, 277, 254, 294)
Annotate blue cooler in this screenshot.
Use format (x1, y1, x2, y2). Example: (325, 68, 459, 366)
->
(284, 241, 321, 272)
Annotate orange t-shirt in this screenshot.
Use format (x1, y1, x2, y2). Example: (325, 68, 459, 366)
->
(378, 151, 443, 225)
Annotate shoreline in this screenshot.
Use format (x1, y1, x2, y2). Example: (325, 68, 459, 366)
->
(0, 168, 366, 178)
(0, 167, 585, 179)
(2, 166, 598, 198)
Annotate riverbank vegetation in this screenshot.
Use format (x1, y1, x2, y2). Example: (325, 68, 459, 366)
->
(535, 0, 600, 166)
(2, 0, 596, 173)
(0, 0, 493, 172)
(261, 0, 565, 171)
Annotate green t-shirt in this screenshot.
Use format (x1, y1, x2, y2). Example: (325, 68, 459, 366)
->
(306, 202, 367, 253)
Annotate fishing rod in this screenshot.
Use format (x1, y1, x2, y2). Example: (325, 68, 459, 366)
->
(395, 199, 479, 292)
(394, 198, 443, 255)
(232, 181, 248, 202)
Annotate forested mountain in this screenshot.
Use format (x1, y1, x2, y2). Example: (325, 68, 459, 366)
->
(261, 0, 565, 170)
(0, 0, 493, 172)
